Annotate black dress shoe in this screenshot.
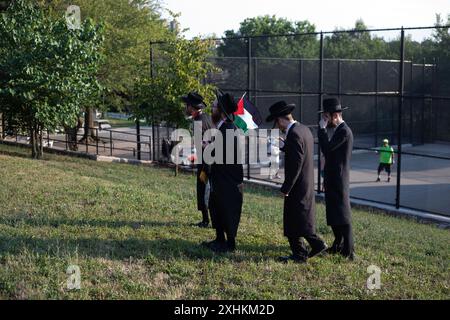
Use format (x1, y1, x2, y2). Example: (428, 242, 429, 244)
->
(210, 241, 231, 253)
(326, 245, 342, 255)
(196, 221, 209, 228)
(308, 243, 328, 258)
(201, 239, 220, 248)
(277, 255, 307, 264)
(341, 251, 356, 261)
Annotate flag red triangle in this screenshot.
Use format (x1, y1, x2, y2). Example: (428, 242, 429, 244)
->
(235, 97, 245, 115)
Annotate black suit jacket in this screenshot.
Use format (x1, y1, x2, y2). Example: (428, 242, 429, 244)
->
(209, 120, 244, 238)
(318, 122, 353, 226)
(280, 122, 317, 237)
(194, 112, 213, 211)
(194, 112, 213, 173)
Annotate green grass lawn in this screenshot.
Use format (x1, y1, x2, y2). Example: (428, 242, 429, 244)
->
(0, 143, 448, 300)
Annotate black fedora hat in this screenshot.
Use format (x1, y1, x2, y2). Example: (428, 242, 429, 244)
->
(181, 92, 206, 109)
(319, 97, 348, 114)
(215, 89, 237, 115)
(266, 101, 296, 122)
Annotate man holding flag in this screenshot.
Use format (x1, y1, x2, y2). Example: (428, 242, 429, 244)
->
(202, 90, 244, 253)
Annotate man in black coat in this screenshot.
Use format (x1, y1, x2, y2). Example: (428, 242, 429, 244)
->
(182, 92, 214, 228)
(267, 101, 327, 263)
(318, 98, 355, 260)
(202, 90, 244, 253)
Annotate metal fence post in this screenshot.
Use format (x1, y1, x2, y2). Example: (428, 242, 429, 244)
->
(246, 36, 252, 180)
(395, 28, 405, 209)
(136, 117, 141, 160)
(1, 115, 5, 139)
(299, 59, 303, 123)
(110, 130, 113, 156)
(85, 129, 88, 153)
(96, 128, 99, 155)
(149, 135, 152, 161)
(150, 41, 156, 162)
(317, 32, 324, 194)
(409, 61, 413, 145)
(337, 59, 341, 95)
(254, 57, 258, 111)
(421, 58, 426, 144)
(375, 60, 379, 147)
(431, 58, 436, 142)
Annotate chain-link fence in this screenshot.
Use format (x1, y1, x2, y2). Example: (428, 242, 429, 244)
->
(150, 26, 450, 217)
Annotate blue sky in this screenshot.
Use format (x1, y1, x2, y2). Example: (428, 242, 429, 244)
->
(161, 0, 449, 40)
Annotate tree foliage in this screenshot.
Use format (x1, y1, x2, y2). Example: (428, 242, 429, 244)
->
(218, 15, 318, 58)
(135, 38, 217, 128)
(41, 0, 175, 112)
(0, 0, 104, 158)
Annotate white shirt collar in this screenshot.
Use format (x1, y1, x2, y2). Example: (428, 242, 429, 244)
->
(327, 120, 345, 140)
(286, 121, 297, 136)
(336, 119, 345, 127)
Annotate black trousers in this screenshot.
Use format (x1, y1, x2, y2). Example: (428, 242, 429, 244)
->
(288, 234, 325, 259)
(196, 166, 210, 223)
(378, 163, 391, 175)
(331, 224, 354, 255)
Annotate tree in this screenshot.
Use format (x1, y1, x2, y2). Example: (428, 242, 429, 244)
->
(39, 0, 175, 142)
(42, 0, 175, 111)
(135, 38, 216, 129)
(0, 0, 104, 158)
(218, 15, 318, 58)
(324, 19, 395, 59)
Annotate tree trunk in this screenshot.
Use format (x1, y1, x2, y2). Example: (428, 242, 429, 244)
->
(30, 124, 43, 159)
(66, 126, 78, 151)
(30, 126, 37, 159)
(82, 108, 97, 143)
(0, 113, 3, 140)
(39, 127, 43, 158)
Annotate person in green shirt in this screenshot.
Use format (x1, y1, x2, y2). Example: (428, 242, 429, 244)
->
(376, 139, 395, 182)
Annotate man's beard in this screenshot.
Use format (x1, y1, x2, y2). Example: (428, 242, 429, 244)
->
(326, 120, 335, 128)
(211, 111, 222, 125)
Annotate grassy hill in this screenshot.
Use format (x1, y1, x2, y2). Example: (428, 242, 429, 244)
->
(0, 143, 448, 299)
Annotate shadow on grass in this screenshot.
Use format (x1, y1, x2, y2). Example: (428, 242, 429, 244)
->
(0, 149, 32, 160)
(0, 215, 192, 230)
(0, 231, 288, 263)
(0, 217, 288, 262)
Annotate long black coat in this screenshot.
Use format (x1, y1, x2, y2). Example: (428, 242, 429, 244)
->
(280, 122, 317, 237)
(194, 112, 213, 211)
(318, 122, 353, 226)
(209, 120, 244, 238)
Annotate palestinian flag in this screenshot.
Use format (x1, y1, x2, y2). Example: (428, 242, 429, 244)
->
(233, 93, 262, 133)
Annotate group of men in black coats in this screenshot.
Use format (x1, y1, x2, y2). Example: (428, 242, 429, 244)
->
(182, 90, 355, 261)
(183, 90, 243, 253)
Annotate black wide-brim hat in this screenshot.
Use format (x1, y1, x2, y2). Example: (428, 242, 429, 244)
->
(319, 97, 348, 113)
(181, 92, 206, 109)
(266, 101, 296, 122)
(215, 89, 237, 115)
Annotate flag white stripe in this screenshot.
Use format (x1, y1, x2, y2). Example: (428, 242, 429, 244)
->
(238, 109, 258, 129)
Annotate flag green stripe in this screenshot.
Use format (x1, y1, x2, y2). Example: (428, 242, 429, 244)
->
(234, 116, 248, 133)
